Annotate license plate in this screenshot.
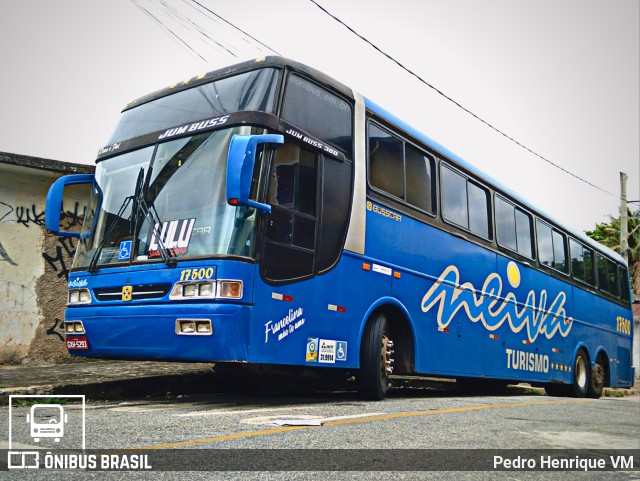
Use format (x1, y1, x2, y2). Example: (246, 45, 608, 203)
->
(66, 336, 89, 350)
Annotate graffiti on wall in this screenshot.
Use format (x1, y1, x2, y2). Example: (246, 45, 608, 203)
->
(0, 241, 18, 266)
(15, 204, 45, 227)
(42, 236, 77, 281)
(0, 201, 13, 223)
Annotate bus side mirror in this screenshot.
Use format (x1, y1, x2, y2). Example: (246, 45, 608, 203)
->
(45, 174, 96, 237)
(226, 134, 284, 214)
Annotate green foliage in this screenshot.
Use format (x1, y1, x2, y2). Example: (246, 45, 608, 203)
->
(585, 208, 640, 295)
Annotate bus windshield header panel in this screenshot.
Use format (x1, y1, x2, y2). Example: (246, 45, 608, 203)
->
(106, 68, 281, 146)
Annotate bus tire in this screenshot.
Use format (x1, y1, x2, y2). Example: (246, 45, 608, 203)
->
(358, 313, 392, 401)
(587, 354, 606, 399)
(570, 349, 590, 398)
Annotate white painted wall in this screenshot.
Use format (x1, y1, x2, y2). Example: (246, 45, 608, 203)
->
(0, 161, 90, 363)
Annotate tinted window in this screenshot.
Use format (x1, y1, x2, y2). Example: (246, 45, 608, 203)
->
(537, 221, 554, 268)
(317, 153, 352, 273)
(569, 239, 596, 286)
(405, 144, 433, 212)
(597, 254, 610, 292)
(596, 254, 621, 297)
(264, 143, 319, 281)
(570, 239, 585, 281)
(368, 123, 434, 214)
(369, 124, 404, 198)
(583, 248, 596, 285)
(441, 165, 490, 239)
(552, 230, 567, 273)
(268, 144, 316, 215)
(608, 261, 619, 297)
(495, 196, 517, 251)
(109, 68, 280, 144)
(536, 220, 567, 272)
(441, 166, 468, 229)
(515, 209, 533, 258)
(282, 74, 352, 156)
(619, 266, 630, 303)
(468, 183, 489, 238)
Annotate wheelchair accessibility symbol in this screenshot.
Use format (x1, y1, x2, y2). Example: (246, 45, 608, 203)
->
(118, 240, 132, 260)
(336, 341, 347, 361)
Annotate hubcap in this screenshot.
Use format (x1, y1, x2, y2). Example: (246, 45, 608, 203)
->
(575, 355, 587, 388)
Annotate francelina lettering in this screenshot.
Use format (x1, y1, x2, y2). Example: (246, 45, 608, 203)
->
(264, 308, 305, 343)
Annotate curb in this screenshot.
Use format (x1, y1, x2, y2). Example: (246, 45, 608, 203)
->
(0, 371, 220, 405)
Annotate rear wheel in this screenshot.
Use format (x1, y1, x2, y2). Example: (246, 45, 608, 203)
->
(358, 313, 393, 400)
(587, 354, 606, 399)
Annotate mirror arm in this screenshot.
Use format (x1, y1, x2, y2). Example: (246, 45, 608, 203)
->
(227, 134, 284, 213)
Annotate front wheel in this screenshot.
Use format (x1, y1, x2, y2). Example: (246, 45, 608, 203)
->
(570, 349, 590, 398)
(358, 313, 393, 400)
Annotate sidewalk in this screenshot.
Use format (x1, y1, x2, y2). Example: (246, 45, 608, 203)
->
(0, 361, 216, 403)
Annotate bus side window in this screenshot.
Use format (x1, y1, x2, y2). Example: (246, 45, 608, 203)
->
(619, 265, 630, 303)
(369, 124, 403, 198)
(569, 238, 596, 286)
(596, 253, 620, 297)
(495, 195, 534, 258)
(536, 219, 567, 273)
(441, 164, 490, 239)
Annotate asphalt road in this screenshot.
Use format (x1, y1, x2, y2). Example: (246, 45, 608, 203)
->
(1, 385, 639, 480)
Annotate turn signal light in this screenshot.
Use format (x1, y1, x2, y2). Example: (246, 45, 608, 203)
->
(218, 281, 242, 299)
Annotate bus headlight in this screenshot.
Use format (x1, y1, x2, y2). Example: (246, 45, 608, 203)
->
(170, 281, 216, 300)
(182, 284, 198, 297)
(68, 289, 91, 305)
(198, 283, 215, 297)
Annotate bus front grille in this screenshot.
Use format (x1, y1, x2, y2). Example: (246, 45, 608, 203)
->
(93, 284, 172, 301)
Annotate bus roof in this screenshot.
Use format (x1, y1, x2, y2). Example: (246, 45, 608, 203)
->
(120, 56, 622, 265)
(363, 97, 625, 265)
(122, 56, 354, 113)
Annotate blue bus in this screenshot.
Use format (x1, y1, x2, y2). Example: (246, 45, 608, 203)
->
(46, 57, 634, 400)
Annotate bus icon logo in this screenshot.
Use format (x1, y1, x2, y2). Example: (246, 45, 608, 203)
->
(27, 404, 68, 443)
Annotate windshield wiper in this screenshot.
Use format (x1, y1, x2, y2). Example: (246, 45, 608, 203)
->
(87, 169, 175, 273)
(132, 168, 177, 266)
(87, 192, 134, 273)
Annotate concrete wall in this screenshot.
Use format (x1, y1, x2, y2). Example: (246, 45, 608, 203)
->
(0, 153, 93, 365)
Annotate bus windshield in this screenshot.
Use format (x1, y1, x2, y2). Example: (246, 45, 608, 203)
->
(73, 126, 265, 269)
